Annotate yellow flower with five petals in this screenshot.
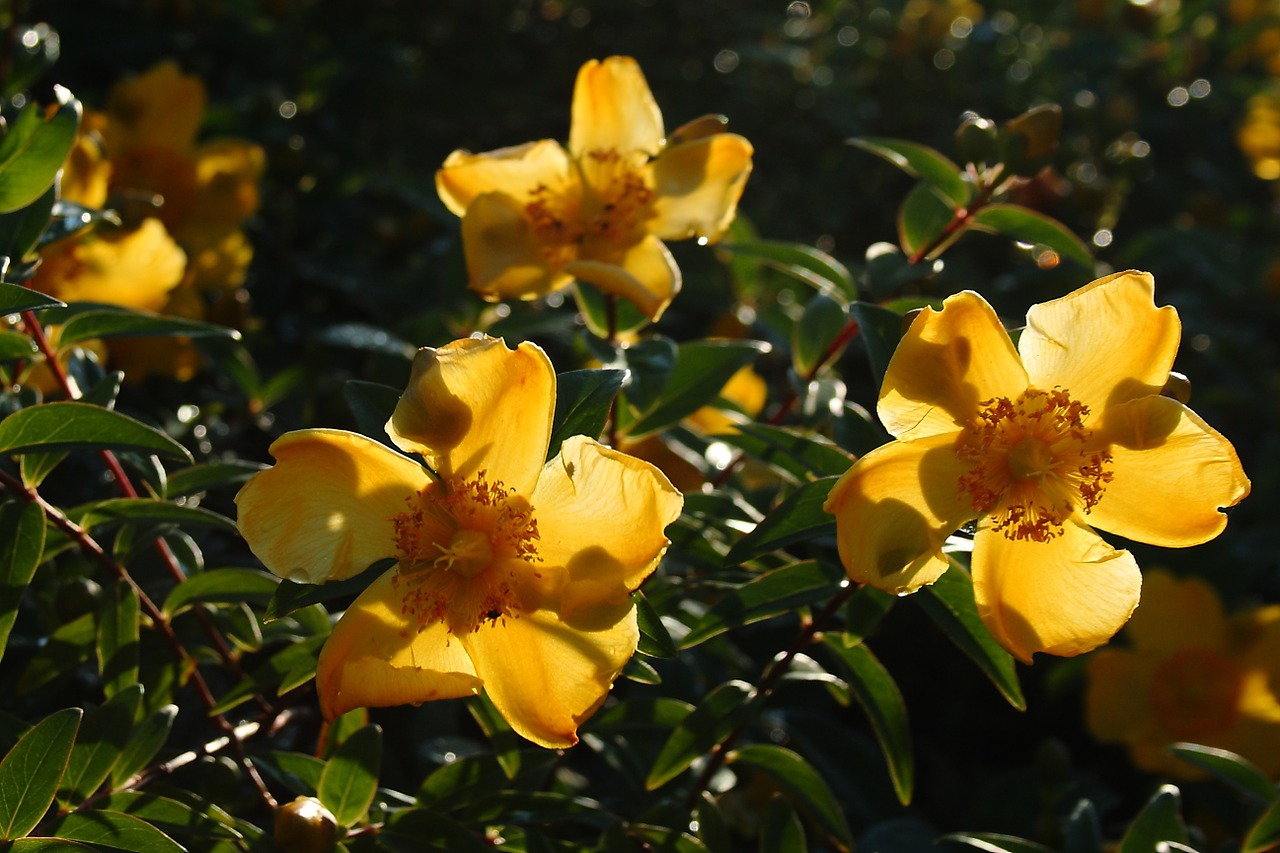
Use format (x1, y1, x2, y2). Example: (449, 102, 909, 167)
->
(236, 335, 683, 747)
(823, 271, 1249, 662)
(436, 56, 753, 321)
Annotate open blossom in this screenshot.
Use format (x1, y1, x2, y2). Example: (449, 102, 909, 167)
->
(1087, 571, 1280, 778)
(436, 56, 753, 321)
(236, 336, 682, 748)
(823, 271, 1249, 662)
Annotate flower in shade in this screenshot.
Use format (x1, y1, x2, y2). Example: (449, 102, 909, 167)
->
(236, 335, 683, 747)
(823, 271, 1249, 662)
(1087, 571, 1280, 778)
(436, 56, 753, 322)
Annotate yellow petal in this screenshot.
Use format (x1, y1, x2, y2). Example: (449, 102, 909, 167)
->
(822, 432, 976, 594)
(564, 234, 680, 321)
(235, 429, 429, 583)
(386, 336, 555, 494)
(437, 140, 574, 217)
(879, 291, 1028, 441)
(107, 61, 205, 153)
(1019, 271, 1180, 416)
(531, 436, 682, 618)
(316, 570, 481, 720)
(461, 604, 639, 747)
(185, 139, 266, 232)
(1124, 570, 1227, 653)
(1090, 395, 1250, 546)
(60, 131, 111, 209)
(972, 520, 1141, 663)
(32, 219, 186, 313)
(569, 57, 664, 158)
(460, 191, 572, 300)
(648, 134, 753, 243)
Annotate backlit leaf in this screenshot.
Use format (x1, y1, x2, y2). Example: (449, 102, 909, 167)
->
(46, 809, 184, 852)
(729, 744, 851, 849)
(162, 568, 279, 617)
(58, 685, 143, 806)
(849, 137, 972, 207)
(715, 240, 855, 299)
(549, 368, 626, 458)
(897, 182, 956, 259)
(1166, 743, 1274, 802)
(0, 707, 82, 840)
(318, 724, 381, 827)
(681, 561, 844, 649)
(723, 477, 839, 566)
(0, 402, 191, 461)
(0, 282, 63, 312)
(0, 501, 45, 661)
(1117, 784, 1188, 853)
(54, 308, 240, 347)
(626, 339, 770, 439)
(0, 91, 81, 214)
(969, 204, 1092, 270)
(647, 680, 757, 790)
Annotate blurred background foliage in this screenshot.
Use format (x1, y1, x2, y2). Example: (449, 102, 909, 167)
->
(5, 0, 1280, 850)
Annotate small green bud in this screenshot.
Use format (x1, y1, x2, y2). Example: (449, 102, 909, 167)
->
(955, 114, 998, 165)
(999, 104, 1063, 176)
(274, 796, 338, 853)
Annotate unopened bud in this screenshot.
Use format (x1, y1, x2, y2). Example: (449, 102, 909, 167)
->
(1161, 371, 1191, 404)
(955, 115, 998, 165)
(999, 104, 1063, 176)
(274, 796, 337, 853)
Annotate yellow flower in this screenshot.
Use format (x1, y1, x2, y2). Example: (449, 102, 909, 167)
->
(31, 219, 187, 313)
(236, 336, 683, 747)
(822, 271, 1250, 662)
(436, 56, 753, 321)
(1086, 571, 1280, 779)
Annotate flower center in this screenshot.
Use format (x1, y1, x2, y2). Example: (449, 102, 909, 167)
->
(389, 471, 541, 637)
(524, 148, 654, 267)
(955, 388, 1114, 541)
(1149, 647, 1244, 740)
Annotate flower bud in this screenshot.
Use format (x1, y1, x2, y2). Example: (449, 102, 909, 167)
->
(999, 104, 1063, 176)
(955, 115, 998, 165)
(1160, 370, 1192, 404)
(274, 796, 337, 853)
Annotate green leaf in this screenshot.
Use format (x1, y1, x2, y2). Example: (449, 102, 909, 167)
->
(0, 707, 82, 840)
(162, 568, 279, 617)
(210, 636, 326, 715)
(45, 809, 184, 852)
(164, 461, 266, 498)
(0, 402, 192, 461)
(897, 182, 956, 259)
(548, 368, 626, 458)
(612, 335, 677, 413)
(647, 680, 757, 790)
(0, 329, 37, 360)
(0, 282, 64, 313)
(468, 693, 522, 780)
(317, 724, 381, 827)
(0, 183, 55, 263)
(263, 558, 394, 622)
(54, 308, 240, 347)
(681, 561, 845, 649)
(17, 614, 95, 695)
(67, 499, 236, 537)
(729, 744, 851, 850)
(58, 685, 143, 806)
(0, 501, 45, 661)
(1244, 797, 1280, 853)
(1062, 799, 1105, 853)
(381, 809, 490, 852)
(723, 477, 839, 566)
(715, 240, 856, 299)
(110, 704, 177, 788)
(95, 791, 243, 846)
(96, 583, 140, 699)
(1117, 784, 1188, 853)
(587, 697, 695, 734)
(792, 293, 852, 377)
(635, 590, 677, 658)
(0, 91, 81, 214)
(342, 379, 400, 446)
(10, 839, 98, 852)
(717, 423, 854, 483)
(849, 137, 972, 207)
(821, 638, 913, 805)
(1166, 743, 1275, 802)
(626, 339, 769, 439)
(847, 302, 906, 388)
(969, 204, 1092, 269)
(940, 833, 1055, 853)
(843, 585, 896, 644)
(915, 565, 1025, 710)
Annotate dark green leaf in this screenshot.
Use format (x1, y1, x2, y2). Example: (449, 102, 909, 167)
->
(382, 809, 489, 853)
(17, 614, 95, 695)
(969, 204, 1092, 269)
(616, 336, 678, 414)
(9, 839, 97, 852)
(730, 744, 849, 849)
(916, 565, 1024, 710)
(317, 323, 414, 357)
(548, 368, 626, 458)
(847, 302, 906, 388)
(58, 685, 143, 806)
(723, 477, 839, 566)
(717, 423, 855, 483)
(623, 655, 662, 685)
(849, 137, 972, 207)
(821, 638, 913, 805)
(164, 461, 266, 498)
(55, 308, 240, 347)
(162, 568, 279, 617)
(897, 182, 956, 259)
(1244, 797, 1280, 853)
(67, 499, 236, 537)
(96, 583, 140, 699)
(587, 697, 695, 734)
(260, 750, 325, 796)
(1062, 799, 1105, 853)
(46, 809, 184, 852)
(468, 693, 522, 780)
(940, 833, 1055, 853)
(0, 402, 192, 461)
(627, 339, 769, 439)
(1166, 743, 1275, 801)
(0, 92, 81, 214)
(843, 585, 896, 644)
(681, 561, 844, 649)
(210, 636, 326, 715)
(0, 329, 37, 359)
(715, 241, 856, 299)
(0, 282, 64, 312)
(318, 724, 381, 827)
(0, 501, 45, 660)
(1117, 784, 1188, 853)
(635, 590, 677, 659)
(110, 705, 177, 788)
(417, 754, 510, 809)
(0, 183, 55, 263)
(342, 380, 400, 446)
(19, 450, 68, 488)
(647, 680, 756, 790)
(0, 707, 82, 840)
(95, 791, 243, 845)
(624, 824, 709, 853)
(263, 559, 395, 622)
(793, 293, 852, 377)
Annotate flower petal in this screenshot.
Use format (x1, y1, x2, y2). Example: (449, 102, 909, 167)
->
(1019, 271, 1180, 415)
(107, 61, 205, 152)
(879, 291, 1028, 441)
(460, 192, 571, 300)
(461, 603, 638, 748)
(1090, 395, 1250, 546)
(972, 520, 1141, 663)
(1124, 570, 1227, 653)
(564, 234, 680, 321)
(316, 570, 481, 720)
(437, 140, 574, 217)
(531, 435, 682, 618)
(387, 336, 555, 494)
(648, 134, 754, 243)
(235, 429, 429, 583)
(823, 432, 976, 594)
(33, 219, 186, 313)
(569, 57, 664, 158)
